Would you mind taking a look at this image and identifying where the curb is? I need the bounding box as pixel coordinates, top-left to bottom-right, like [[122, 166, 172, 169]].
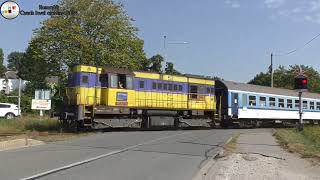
[[192, 135, 235, 180]]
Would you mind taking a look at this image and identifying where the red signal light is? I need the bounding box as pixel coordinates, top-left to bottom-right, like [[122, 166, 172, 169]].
[[302, 79, 307, 85]]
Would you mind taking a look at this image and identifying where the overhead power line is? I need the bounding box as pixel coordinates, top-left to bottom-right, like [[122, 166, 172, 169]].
[[274, 32, 320, 56]]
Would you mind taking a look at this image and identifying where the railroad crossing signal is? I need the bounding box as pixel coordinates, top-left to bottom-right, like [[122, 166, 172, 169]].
[[294, 69, 308, 131], [294, 75, 308, 90]]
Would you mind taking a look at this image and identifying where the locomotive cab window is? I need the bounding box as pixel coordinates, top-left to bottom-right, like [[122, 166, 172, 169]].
[[110, 74, 118, 88], [118, 74, 126, 88], [110, 74, 132, 89], [249, 96, 256, 106], [126, 76, 133, 89], [99, 74, 108, 87]]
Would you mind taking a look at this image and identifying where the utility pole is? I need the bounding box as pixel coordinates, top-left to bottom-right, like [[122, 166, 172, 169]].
[[298, 91, 303, 131], [18, 78, 22, 117], [163, 35, 166, 50], [271, 53, 273, 88]]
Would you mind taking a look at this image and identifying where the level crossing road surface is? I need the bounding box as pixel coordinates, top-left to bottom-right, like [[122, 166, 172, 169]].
[[0, 129, 239, 180]]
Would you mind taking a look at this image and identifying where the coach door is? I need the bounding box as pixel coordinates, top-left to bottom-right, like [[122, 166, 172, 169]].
[[231, 93, 239, 116]]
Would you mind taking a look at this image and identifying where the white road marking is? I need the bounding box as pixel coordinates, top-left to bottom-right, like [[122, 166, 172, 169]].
[[21, 131, 192, 180]]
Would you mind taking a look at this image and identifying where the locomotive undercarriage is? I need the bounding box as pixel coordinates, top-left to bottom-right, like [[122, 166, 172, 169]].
[[60, 105, 216, 130]]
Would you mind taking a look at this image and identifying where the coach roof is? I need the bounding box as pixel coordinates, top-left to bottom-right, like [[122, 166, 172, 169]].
[[220, 80, 320, 99]]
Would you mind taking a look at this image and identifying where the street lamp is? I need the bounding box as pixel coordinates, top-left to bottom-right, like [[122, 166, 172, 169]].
[[163, 35, 189, 50]]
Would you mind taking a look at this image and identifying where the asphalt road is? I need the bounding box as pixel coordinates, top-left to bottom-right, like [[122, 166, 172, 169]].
[[0, 129, 238, 180]]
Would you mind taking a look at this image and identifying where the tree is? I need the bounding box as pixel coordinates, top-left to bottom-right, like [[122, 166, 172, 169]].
[[148, 54, 164, 73], [0, 48, 6, 77], [18, 39, 50, 89], [7, 52, 24, 71], [32, 0, 146, 73], [165, 62, 180, 75], [248, 65, 320, 93]]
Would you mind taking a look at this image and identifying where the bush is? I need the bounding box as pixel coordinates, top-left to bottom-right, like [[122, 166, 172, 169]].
[[0, 115, 60, 133]]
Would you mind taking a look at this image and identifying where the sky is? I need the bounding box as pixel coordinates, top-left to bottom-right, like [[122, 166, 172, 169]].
[[0, 0, 320, 82]]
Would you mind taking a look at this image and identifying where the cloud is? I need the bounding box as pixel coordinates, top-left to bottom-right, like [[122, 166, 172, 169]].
[[225, 0, 240, 8], [264, 0, 286, 9], [309, 0, 320, 12], [264, 0, 320, 24]]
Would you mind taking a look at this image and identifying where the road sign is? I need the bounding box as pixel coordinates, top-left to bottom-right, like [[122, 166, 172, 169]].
[[35, 89, 51, 100], [31, 99, 51, 110]]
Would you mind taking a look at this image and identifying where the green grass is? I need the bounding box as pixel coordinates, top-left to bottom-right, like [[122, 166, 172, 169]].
[[275, 126, 320, 159], [217, 133, 240, 158], [0, 115, 60, 134]]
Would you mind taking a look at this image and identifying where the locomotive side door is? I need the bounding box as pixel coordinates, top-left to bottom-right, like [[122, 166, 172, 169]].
[[231, 92, 239, 117]]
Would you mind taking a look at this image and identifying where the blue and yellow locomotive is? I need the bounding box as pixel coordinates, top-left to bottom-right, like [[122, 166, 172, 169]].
[[62, 65, 217, 129]]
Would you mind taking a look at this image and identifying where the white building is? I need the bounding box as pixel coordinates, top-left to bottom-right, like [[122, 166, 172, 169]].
[[0, 78, 28, 94]]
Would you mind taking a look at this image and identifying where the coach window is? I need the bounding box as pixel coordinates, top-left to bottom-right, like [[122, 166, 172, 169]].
[[287, 99, 293, 109], [152, 82, 157, 90], [168, 84, 173, 91], [303, 101, 308, 109], [259, 97, 267, 107], [295, 100, 300, 109], [249, 96, 256, 106], [157, 83, 162, 90], [310, 102, 315, 110], [178, 85, 183, 91], [163, 84, 168, 90], [269, 97, 276, 107], [139, 81, 144, 88], [316, 102, 320, 110], [278, 98, 285, 108]]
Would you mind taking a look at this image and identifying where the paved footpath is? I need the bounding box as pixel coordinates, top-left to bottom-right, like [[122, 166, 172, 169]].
[[201, 129, 320, 180], [0, 129, 238, 180]]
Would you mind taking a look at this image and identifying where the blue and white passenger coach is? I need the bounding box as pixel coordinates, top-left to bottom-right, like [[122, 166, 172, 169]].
[[215, 80, 320, 127]]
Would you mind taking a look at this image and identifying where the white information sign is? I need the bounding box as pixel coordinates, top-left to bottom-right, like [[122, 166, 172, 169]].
[[35, 89, 51, 100], [31, 99, 51, 110]]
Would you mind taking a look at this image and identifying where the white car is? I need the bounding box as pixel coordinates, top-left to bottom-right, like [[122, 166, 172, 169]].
[[0, 103, 20, 119]]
